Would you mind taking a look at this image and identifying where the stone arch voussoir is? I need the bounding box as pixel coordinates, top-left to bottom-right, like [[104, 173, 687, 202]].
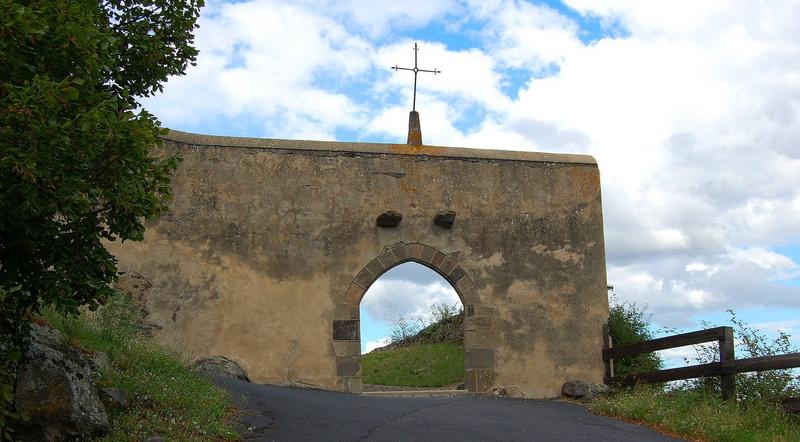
[[331, 241, 499, 394]]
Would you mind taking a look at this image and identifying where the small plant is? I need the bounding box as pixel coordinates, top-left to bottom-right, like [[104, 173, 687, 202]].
[[607, 288, 663, 376], [384, 304, 425, 343]]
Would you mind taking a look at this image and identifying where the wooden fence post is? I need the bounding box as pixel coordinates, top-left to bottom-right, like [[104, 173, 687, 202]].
[[603, 324, 614, 383], [719, 326, 736, 401]]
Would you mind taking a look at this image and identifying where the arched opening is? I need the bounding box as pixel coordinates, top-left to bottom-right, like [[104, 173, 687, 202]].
[[360, 262, 465, 391], [332, 242, 497, 394]]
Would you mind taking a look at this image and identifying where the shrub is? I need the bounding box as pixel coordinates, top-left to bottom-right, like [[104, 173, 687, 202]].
[[684, 310, 800, 403], [607, 288, 663, 376]]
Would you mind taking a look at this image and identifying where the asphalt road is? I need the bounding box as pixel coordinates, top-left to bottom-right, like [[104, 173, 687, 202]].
[[215, 378, 681, 441]]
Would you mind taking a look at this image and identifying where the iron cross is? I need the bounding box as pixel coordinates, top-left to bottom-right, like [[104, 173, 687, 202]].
[[392, 42, 440, 112]]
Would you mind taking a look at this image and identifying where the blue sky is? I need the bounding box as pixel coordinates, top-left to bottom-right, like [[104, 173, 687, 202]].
[[141, 0, 800, 366]]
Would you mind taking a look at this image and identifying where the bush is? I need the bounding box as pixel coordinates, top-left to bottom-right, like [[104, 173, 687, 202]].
[[684, 310, 800, 403], [607, 288, 663, 376]]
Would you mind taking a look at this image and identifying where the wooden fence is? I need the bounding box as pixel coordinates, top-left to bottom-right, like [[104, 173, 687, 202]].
[[602, 325, 800, 400]]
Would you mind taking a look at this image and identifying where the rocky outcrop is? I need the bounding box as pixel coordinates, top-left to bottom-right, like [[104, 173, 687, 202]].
[[191, 356, 251, 382], [14, 323, 108, 441]]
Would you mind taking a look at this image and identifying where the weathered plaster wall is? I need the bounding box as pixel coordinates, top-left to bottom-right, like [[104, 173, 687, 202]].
[[108, 130, 609, 398]]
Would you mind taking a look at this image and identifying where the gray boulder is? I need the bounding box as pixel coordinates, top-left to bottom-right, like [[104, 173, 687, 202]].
[[191, 355, 251, 382], [561, 380, 609, 401], [14, 323, 108, 441]]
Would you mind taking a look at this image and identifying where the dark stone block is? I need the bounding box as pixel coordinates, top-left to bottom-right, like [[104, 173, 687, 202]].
[[337, 356, 361, 376], [465, 348, 495, 369], [459, 286, 479, 304], [465, 316, 492, 331], [420, 245, 436, 263], [390, 244, 408, 262], [440, 257, 457, 275], [332, 320, 359, 341], [456, 277, 474, 293], [431, 251, 446, 267], [466, 305, 475, 317], [434, 210, 456, 228], [365, 258, 385, 278], [376, 211, 402, 227], [354, 268, 374, 289], [407, 243, 424, 260], [448, 266, 467, 284]]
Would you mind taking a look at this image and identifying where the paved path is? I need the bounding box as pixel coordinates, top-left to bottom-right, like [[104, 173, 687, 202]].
[[215, 378, 682, 441]]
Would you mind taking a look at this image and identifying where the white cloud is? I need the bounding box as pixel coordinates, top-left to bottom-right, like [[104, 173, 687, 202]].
[[295, 0, 457, 38], [144, 0, 375, 139], [361, 279, 462, 324], [364, 337, 392, 353]]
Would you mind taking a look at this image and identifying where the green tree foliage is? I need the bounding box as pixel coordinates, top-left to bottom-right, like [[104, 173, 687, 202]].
[[607, 288, 663, 377], [0, 0, 203, 431]]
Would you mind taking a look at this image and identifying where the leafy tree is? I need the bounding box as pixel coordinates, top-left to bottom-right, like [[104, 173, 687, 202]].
[[0, 0, 203, 431], [607, 287, 663, 377]]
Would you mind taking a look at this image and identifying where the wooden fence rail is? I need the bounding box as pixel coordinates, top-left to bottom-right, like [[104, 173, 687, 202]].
[[602, 325, 800, 400]]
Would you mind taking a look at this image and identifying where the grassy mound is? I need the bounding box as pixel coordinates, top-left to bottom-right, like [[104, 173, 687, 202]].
[[41, 295, 239, 441], [362, 342, 464, 388]]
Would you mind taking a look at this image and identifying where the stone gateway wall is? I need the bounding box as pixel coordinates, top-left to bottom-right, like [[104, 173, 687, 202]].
[[108, 130, 609, 398]]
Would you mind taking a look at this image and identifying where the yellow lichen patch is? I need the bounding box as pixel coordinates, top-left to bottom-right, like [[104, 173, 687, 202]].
[[568, 166, 600, 200], [389, 144, 446, 156]]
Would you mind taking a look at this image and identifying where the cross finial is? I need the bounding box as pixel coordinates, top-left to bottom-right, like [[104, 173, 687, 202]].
[[391, 42, 441, 112], [392, 42, 440, 146]]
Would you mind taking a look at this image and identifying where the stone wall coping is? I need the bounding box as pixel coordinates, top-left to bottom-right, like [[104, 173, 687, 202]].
[[161, 129, 597, 166]]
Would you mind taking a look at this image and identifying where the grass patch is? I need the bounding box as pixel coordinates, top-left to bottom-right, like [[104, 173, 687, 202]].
[[41, 295, 239, 441], [590, 385, 800, 442], [362, 342, 463, 388]]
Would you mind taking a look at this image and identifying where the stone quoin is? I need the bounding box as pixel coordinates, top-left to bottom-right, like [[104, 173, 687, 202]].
[[108, 130, 609, 398]]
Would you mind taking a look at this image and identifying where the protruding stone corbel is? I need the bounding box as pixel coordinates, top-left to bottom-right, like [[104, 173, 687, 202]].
[[376, 211, 403, 227], [434, 210, 456, 228]]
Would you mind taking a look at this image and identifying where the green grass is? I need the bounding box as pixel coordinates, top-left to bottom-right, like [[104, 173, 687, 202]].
[[362, 342, 464, 388], [590, 385, 800, 442], [40, 295, 239, 441]]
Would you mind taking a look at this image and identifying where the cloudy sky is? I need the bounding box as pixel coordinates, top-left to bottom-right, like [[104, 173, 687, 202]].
[[142, 0, 800, 361]]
